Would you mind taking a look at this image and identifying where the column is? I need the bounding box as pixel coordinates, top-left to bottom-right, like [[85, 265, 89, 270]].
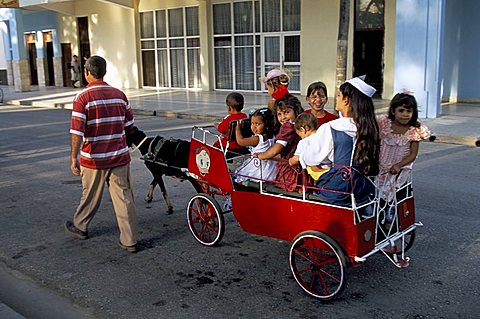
[[35, 30, 46, 87], [1, 20, 13, 85], [52, 29, 63, 87], [394, 0, 445, 118], [9, 9, 30, 92], [198, 0, 211, 91]]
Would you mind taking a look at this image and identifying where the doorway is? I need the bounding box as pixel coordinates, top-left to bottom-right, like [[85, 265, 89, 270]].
[[61, 43, 72, 87], [77, 17, 91, 86], [353, 0, 385, 97], [26, 33, 38, 85], [44, 31, 55, 86]]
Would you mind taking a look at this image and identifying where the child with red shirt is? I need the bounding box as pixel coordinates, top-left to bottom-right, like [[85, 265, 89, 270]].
[[304, 81, 338, 127], [214, 92, 248, 157]]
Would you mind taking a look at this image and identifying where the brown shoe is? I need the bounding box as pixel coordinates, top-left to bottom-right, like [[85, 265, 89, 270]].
[[64, 221, 88, 240], [119, 242, 138, 253]]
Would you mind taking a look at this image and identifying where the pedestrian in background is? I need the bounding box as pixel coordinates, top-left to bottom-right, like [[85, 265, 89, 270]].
[[70, 55, 80, 88], [65, 55, 139, 253]]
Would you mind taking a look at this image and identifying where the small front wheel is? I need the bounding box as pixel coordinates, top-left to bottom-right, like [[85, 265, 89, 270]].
[[186, 193, 225, 246], [289, 231, 348, 300]]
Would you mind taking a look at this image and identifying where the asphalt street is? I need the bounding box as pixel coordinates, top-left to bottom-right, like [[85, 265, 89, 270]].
[[0, 105, 479, 318]]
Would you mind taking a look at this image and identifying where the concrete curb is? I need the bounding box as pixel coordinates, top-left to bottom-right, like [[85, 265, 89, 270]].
[[6, 100, 479, 147], [428, 134, 480, 147]]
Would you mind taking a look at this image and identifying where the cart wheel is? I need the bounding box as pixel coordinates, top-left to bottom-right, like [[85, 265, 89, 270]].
[[383, 229, 416, 256], [186, 193, 225, 246], [289, 231, 347, 301]]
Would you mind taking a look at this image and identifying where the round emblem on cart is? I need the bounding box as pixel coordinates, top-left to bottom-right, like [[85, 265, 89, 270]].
[[195, 147, 211, 175]]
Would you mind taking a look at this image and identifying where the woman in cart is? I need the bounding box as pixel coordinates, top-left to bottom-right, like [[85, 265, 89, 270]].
[[299, 76, 380, 206]]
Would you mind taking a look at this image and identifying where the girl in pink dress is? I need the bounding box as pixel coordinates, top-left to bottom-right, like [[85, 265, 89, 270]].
[[377, 92, 430, 201]]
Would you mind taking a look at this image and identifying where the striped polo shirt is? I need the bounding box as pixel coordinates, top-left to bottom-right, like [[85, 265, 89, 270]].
[[70, 81, 134, 169]]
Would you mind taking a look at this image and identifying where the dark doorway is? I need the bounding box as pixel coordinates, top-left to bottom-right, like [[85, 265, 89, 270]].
[[45, 41, 55, 86], [77, 17, 91, 86], [26, 33, 38, 85], [61, 43, 72, 87], [353, 0, 385, 97], [27, 42, 38, 85]]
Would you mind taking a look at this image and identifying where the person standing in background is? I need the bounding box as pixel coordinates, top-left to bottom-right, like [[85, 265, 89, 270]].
[[70, 55, 80, 88]]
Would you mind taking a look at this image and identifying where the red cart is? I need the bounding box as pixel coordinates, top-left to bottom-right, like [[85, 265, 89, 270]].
[[185, 126, 421, 300]]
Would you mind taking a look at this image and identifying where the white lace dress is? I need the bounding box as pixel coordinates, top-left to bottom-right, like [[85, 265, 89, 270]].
[[235, 134, 277, 182]]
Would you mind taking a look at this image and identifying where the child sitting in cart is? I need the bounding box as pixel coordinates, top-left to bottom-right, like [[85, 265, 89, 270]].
[[214, 92, 249, 158], [299, 76, 380, 207], [304, 81, 338, 127], [289, 113, 329, 183], [234, 108, 277, 183], [253, 94, 304, 192], [376, 91, 430, 204]]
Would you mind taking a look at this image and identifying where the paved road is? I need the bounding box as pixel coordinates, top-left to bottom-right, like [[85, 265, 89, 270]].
[[0, 105, 479, 318]]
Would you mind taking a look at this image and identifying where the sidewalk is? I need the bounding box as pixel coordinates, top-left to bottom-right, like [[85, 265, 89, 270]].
[[1, 85, 479, 147]]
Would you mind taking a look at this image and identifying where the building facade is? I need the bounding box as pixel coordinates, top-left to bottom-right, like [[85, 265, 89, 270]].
[[0, 0, 479, 118]]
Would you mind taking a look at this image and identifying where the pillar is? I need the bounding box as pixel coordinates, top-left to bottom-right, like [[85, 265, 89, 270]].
[[9, 9, 30, 92], [198, 0, 211, 91], [35, 30, 46, 87], [394, 0, 445, 118], [52, 29, 63, 87], [1, 20, 12, 85]]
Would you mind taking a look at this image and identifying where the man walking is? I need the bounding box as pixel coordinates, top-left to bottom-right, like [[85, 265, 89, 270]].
[[65, 55, 138, 253]]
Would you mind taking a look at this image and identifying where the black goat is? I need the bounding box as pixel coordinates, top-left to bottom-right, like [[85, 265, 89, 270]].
[[126, 126, 200, 214]]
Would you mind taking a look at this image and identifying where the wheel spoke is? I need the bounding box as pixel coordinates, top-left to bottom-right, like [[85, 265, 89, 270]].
[[318, 268, 341, 283], [315, 270, 331, 295], [293, 247, 318, 265]]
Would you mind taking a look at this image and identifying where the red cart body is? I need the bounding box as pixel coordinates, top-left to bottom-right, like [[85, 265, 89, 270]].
[[186, 127, 420, 300]]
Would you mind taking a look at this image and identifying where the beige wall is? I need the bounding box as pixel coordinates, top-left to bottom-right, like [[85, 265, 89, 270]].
[[301, 0, 340, 98], [383, 0, 396, 100], [302, 0, 396, 100], [57, 15, 78, 56], [57, 0, 139, 89]]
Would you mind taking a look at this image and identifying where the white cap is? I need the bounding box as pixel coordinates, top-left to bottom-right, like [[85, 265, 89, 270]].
[[345, 75, 376, 98]]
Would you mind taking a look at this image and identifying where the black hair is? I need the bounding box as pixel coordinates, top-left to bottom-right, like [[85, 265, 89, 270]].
[[339, 82, 380, 176], [251, 108, 275, 135], [274, 94, 304, 116], [84, 55, 107, 79], [226, 92, 244, 111], [306, 81, 328, 98], [388, 93, 420, 128], [294, 113, 318, 131]]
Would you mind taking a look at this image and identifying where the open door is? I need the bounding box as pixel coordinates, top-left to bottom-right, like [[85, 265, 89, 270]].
[[26, 33, 38, 85], [353, 0, 385, 97], [61, 43, 72, 87], [78, 17, 91, 87]]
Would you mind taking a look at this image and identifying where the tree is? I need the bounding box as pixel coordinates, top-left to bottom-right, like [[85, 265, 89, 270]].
[[334, 0, 350, 108]]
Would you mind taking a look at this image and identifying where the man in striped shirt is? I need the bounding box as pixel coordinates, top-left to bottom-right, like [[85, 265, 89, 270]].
[[65, 55, 138, 253]]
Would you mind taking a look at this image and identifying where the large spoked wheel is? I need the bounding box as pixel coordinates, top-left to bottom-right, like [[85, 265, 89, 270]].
[[186, 193, 225, 246], [289, 231, 348, 301], [383, 229, 416, 257]]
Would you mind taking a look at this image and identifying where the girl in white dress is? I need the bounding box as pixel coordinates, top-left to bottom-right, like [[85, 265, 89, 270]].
[[234, 108, 277, 182]]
